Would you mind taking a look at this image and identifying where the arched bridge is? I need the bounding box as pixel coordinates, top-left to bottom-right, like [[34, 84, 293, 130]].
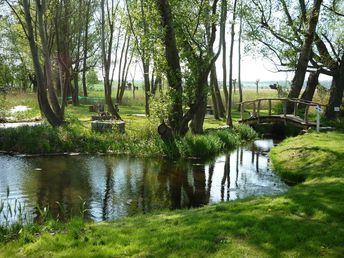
[[238, 98, 325, 129]]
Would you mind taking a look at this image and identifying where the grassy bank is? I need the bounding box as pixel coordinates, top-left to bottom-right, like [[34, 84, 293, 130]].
[[1, 131, 343, 257], [0, 121, 256, 159], [0, 90, 258, 158]]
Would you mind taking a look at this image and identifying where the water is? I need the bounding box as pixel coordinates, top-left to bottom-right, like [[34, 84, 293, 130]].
[[0, 139, 288, 223], [0, 121, 42, 129]]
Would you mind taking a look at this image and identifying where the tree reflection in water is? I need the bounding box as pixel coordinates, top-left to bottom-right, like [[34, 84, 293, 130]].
[[1, 140, 288, 223], [22, 156, 92, 221]]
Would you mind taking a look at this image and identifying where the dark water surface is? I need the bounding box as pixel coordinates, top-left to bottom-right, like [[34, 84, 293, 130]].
[[0, 139, 288, 223]]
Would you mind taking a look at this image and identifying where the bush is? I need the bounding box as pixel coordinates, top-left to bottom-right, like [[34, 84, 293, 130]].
[[86, 70, 99, 86], [233, 124, 257, 141]]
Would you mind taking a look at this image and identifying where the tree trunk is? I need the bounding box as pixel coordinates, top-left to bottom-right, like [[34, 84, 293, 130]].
[[210, 79, 220, 120], [37, 0, 63, 120], [82, 0, 91, 97], [23, 0, 63, 126], [119, 35, 131, 102], [325, 56, 344, 120], [300, 71, 319, 102], [221, 0, 229, 105], [155, 0, 183, 133], [116, 32, 127, 103], [72, 72, 79, 106], [287, 0, 323, 112], [191, 90, 207, 134], [210, 64, 225, 118], [237, 4, 243, 111], [143, 62, 151, 116], [101, 0, 122, 120], [227, 0, 238, 127], [120, 51, 134, 101]]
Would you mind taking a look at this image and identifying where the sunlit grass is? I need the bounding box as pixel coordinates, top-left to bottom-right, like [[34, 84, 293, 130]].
[[0, 126, 343, 256]]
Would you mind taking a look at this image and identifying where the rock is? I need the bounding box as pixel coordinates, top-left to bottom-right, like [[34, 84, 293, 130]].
[[91, 120, 125, 134]]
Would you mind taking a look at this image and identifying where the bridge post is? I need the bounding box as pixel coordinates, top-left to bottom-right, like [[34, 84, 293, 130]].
[[257, 100, 261, 122], [283, 100, 287, 118], [240, 103, 244, 120], [253, 102, 257, 117], [268, 99, 272, 116], [304, 106, 309, 124], [293, 102, 298, 116]]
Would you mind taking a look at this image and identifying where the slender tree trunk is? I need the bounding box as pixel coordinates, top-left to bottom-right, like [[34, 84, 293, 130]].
[[101, 0, 121, 120], [237, 4, 243, 111], [221, 0, 228, 105], [120, 51, 134, 101], [143, 62, 151, 116], [227, 0, 238, 126], [287, 0, 323, 112], [119, 35, 131, 103], [82, 0, 91, 97], [116, 32, 127, 102], [140, 0, 151, 116]]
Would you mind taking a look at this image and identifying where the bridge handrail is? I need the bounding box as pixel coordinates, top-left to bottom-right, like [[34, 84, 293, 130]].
[[238, 98, 325, 107], [238, 98, 325, 124]]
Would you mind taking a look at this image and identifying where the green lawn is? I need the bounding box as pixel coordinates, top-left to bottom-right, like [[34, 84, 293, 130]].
[[1, 131, 343, 257]]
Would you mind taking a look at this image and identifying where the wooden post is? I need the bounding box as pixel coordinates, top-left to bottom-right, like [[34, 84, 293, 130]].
[[304, 105, 309, 124], [253, 102, 256, 117], [257, 100, 261, 122], [268, 99, 272, 116], [293, 102, 298, 116], [283, 100, 287, 118], [240, 103, 244, 120]]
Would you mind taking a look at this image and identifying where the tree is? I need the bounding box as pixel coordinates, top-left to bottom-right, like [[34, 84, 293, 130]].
[[287, 0, 323, 111], [155, 0, 183, 134], [100, 0, 122, 119], [244, 0, 342, 117], [19, 0, 64, 126], [227, 0, 239, 127], [156, 0, 225, 134]]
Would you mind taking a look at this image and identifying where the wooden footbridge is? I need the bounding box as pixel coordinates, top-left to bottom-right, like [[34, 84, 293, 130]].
[[238, 98, 325, 129]]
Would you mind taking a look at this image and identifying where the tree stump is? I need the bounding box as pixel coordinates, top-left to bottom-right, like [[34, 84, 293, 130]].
[[158, 122, 173, 142]]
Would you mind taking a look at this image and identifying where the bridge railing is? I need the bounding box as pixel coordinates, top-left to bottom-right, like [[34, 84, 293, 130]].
[[238, 98, 326, 124]]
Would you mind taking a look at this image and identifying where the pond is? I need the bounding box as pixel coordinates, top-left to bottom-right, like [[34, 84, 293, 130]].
[[0, 139, 288, 223]]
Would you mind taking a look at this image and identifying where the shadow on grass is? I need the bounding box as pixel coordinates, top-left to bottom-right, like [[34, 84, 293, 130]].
[[16, 180, 344, 257]]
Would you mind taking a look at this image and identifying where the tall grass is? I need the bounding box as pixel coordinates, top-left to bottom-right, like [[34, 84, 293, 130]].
[[0, 120, 256, 159], [0, 188, 89, 243]]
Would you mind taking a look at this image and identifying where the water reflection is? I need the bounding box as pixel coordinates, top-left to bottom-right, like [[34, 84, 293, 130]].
[[0, 139, 288, 223]]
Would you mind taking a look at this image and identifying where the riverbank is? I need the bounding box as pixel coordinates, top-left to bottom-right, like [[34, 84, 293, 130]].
[[0, 122, 256, 159], [0, 131, 343, 257]]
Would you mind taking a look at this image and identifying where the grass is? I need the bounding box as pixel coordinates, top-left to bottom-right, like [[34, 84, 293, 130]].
[[0, 121, 256, 159], [0, 131, 343, 257], [0, 89, 262, 158]]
